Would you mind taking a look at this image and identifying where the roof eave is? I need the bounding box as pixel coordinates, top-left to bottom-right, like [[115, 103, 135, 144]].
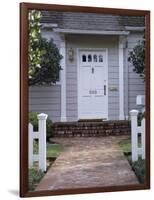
[[53, 28, 130, 35]]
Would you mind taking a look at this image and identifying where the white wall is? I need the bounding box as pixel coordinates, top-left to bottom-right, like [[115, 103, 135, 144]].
[[0, 1, 153, 200]]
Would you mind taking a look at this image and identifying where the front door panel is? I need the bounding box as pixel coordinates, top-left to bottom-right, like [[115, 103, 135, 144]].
[[78, 50, 108, 119]]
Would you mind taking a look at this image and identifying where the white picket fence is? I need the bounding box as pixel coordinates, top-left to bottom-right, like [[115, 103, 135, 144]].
[[28, 113, 48, 172], [130, 110, 145, 162]]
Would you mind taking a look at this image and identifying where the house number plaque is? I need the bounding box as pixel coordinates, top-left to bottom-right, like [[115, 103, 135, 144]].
[[89, 90, 97, 94]]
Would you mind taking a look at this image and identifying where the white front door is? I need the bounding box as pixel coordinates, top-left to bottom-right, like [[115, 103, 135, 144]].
[[78, 50, 108, 119]]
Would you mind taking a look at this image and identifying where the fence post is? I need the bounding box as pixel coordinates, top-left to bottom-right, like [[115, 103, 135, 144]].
[[130, 109, 139, 162], [141, 118, 145, 159], [28, 123, 33, 167], [37, 113, 48, 172]]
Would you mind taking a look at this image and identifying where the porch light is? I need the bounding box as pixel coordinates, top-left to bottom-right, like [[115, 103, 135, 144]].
[[68, 48, 74, 62]]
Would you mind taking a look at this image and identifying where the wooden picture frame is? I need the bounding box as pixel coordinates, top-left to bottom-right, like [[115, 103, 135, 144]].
[[20, 2, 150, 197]]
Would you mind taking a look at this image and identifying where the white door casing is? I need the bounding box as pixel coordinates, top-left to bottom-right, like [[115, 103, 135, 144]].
[[78, 49, 108, 119]]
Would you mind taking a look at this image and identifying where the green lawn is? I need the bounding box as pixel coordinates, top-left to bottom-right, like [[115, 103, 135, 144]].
[[119, 138, 131, 154], [46, 143, 64, 158], [33, 140, 64, 158], [119, 136, 141, 154], [119, 137, 145, 183]]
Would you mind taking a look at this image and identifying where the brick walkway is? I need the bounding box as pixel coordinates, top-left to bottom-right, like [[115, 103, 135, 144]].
[[36, 136, 138, 191]]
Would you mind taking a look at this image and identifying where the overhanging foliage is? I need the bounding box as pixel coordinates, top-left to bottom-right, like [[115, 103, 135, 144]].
[[28, 10, 62, 86], [128, 35, 145, 81]]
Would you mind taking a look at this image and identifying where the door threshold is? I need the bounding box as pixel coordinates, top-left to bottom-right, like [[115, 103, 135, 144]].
[[78, 118, 106, 122]]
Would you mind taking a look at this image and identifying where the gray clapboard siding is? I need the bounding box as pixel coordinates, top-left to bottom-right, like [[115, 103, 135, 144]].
[[29, 86, 59, 92], [108, 72, 119, 79], [108, 60, 119, 66], [30, 104, 60, 110], [129, 84, 145, 91], [109, 81, 119, 85], [108, 66, 119, 72], [108, 107, 120, 112], [109, 107, 119, 112], [129, 90, 145, 97], [129, 80, 144, 84], [66, 66, 77, 72], [128, 70, 143, 78], [108, 92, 119, 97], [129, 102, 143, 111], [66, 103, 78, 110], [67, 98, 78, 104], [66, 117, 78, 121], [29, 86, 61, 122], [30, 98, 60, 105], [66, 79, 77, 85], [67, 72, 77, 79], [29, 91, 60, 98], [109, 109, 119, 115], [108, 97, 119, 103]]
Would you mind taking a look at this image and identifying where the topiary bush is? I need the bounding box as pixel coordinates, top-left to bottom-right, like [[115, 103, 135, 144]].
[[29, 112, 53, 141]]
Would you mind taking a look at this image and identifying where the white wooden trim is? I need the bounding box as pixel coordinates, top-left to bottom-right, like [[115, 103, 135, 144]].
[[77, 48, 80, 120], [60, 34, 66, 122], [130, 110, 138, 161], [28, 113, 48, 172], [54, 28, 130, 35], [53, 81, 61, 85], [124, 47, 129, 119], [119, 36, 125, 120], [130, 110, 145, 161], [106, 49, 109, 119], [77, 48, 108, 120], [38, 113, 47, 172], [28, 123, 33, 167], [42, 23, 58, 29], [125, 26, 145, 31], [32, 132, 39, 139]]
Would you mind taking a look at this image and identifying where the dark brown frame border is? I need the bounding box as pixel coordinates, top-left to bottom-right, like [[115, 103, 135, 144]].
[[20, 2, 150, 197]]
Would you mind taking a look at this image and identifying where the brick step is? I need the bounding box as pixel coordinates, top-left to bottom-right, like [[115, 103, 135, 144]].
[[53, 120, 131, 137]]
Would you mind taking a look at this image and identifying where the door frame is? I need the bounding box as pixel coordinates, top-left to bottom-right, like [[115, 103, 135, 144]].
[[77, 48, 108, 120]]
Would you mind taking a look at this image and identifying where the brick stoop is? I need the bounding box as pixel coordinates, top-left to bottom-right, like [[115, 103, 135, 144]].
[[52, 120, 131, 137]]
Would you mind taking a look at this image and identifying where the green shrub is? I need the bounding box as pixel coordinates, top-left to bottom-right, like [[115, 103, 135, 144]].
[[123, 154, 145, 183], [138, 111, 145, 126], [131, 157, 145, 183], [29, 112, 53, 141], [28, 168, 44, 190]]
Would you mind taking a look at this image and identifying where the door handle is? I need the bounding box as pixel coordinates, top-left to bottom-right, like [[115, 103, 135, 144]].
[[91, 67, 94, 74], [104, 85, 106, 95]]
